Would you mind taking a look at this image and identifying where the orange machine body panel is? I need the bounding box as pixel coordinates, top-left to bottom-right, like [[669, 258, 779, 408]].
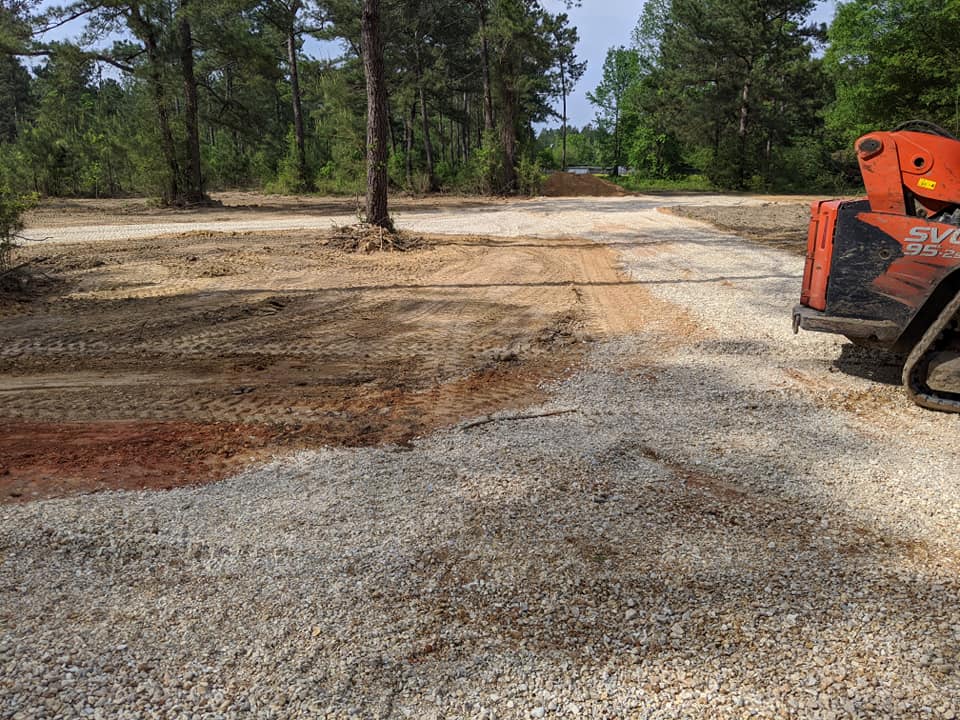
[[858, 130, 960, 218], [801, 200, 841, 311]]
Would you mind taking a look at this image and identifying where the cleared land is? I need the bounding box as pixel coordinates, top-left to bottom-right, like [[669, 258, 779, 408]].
[[1, 220, 657, 500], [668, 201, 814, 255], [3, 192, 959, 720]]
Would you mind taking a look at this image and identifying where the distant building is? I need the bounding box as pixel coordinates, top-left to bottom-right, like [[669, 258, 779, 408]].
[[565, 166, 632, 176]]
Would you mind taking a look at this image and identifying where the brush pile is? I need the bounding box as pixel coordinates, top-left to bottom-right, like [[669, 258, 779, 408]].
[[326, 223, 425, 253]]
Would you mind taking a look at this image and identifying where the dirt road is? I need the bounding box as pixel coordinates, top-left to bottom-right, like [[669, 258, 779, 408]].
[[3, 193, 960, 719]]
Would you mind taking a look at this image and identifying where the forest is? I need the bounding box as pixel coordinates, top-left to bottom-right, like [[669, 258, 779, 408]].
[[0, 0, 956, 204], [555, 0, 960, 194]]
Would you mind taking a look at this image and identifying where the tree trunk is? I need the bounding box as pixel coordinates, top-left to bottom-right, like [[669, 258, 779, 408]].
[[560, 57, 568, 170], [416, 64, 436, 190], [499, 84, 518, 192], [387, 97, 398, 156], [461, 91, 470, 161], [140, 27, 180, 204], [476, 101, 482, 146], [178, 7, 205, 203], [712, 63, 722, 155], [362, 0, 390, 228], [738, 77, 751, 139], [226, 65, 241, 153], [405, 103, 414, 188], [478, 8, 494, 133], [438, 111, 446, 165], [287, 22, 308, 189], [612, 106, 621, 176], [737, 70, 752, 188]]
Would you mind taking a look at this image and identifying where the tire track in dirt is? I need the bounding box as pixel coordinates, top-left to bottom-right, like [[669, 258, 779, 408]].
[[1, 228, 671, 501]]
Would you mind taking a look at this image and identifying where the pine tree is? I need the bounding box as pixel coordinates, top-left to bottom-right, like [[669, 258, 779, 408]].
[[361, 0, 389, 227]]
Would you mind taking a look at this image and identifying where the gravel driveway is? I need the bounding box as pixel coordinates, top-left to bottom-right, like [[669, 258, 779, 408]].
[[22, 194, 765, 245], [3, 196, 960, 719]]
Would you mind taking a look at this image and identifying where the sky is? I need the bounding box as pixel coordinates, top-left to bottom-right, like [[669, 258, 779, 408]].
[[542, 0, 838, 128]]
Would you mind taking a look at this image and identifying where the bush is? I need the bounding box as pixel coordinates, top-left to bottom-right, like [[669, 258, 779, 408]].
[[769, 139, 841, 194], [517, 156, 544, 196], [607, 174, 713, 193], [310, 160, 364, 196], [409, 171, 432, 195], [627, 127, 684, 179], [267, 130, 311, 193], [433, 160, 458, 191], [0, 191, 37, 273], [462, 132, 505, 194], [387, 152, 408, 189]]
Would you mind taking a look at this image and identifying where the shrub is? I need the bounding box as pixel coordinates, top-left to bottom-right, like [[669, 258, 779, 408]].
[[517, 156, 544, 196], [0, 191, 37, 273], [461, 132, 505, 194]]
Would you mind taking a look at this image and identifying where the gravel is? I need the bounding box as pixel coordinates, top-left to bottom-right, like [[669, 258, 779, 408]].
[[3, 197, 960, 719], [23, 194, 767, 246]]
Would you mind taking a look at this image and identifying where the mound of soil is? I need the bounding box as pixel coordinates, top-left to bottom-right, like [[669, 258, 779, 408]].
[[542, 172, 629, 197]]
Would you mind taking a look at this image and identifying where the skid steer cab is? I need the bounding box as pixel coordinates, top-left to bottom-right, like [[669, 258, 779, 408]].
[[793, 121, 960, 412]]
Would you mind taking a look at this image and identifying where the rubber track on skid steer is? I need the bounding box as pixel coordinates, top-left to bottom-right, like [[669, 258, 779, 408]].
[[903, 290, 960, 413]]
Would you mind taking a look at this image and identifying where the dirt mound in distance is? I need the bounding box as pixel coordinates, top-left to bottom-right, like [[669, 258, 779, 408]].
[[542, 172, 629, 197]]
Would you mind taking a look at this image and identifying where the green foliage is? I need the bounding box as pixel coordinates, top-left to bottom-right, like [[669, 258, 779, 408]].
[[535, 125, 604, 169], [0, 55, 32, 142], [0, 0, 894, 201], [626, 125, 683, 179], [606, 173, 713, 193], [0, 0, 586, 201], [203, 133, 257, 190], [269, 130, 313, 194], [825, 0, 960, 143], [616, 0, 826, 190], [312, 160, 364, 195], [0, 190, 36, 272], [767, 137, 838, 193], [587, 47, 641, 170], [457, 132, 506, 195], [516, 156, 543, 196]]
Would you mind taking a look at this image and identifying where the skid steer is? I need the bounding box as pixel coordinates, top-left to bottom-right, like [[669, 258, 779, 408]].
[[793, 121, 960, 412]]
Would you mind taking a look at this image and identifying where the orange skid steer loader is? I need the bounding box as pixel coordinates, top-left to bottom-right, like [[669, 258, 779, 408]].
[[794, 121, 960, 412]]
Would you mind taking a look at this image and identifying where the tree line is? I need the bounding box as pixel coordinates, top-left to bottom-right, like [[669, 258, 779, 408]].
[[0, 0, 581, 206], [1, 0, 956, 204], [543, 0, 960, 193]]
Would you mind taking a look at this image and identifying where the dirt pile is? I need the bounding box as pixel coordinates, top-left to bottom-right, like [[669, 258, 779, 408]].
[[542, 172, 629, 197]]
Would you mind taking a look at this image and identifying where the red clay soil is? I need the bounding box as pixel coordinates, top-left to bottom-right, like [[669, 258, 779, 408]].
[[0, 421, 277, 501], [542, 172, 629, 197], [0, 361, 581, 503]]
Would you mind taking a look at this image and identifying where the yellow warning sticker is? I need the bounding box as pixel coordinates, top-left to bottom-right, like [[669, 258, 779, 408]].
[[918, 178, 938, 190]]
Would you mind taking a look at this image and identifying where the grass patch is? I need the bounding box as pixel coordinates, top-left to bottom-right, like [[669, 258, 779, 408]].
[[602, 174, 715, 193]]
